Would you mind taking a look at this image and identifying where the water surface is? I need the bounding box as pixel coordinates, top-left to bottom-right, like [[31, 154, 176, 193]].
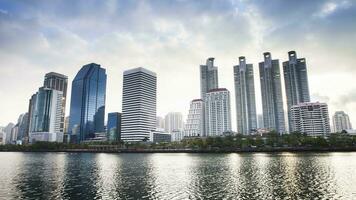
[[0, 152, 355, 199]]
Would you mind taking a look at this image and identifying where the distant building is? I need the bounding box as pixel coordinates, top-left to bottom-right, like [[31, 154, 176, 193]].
[[107, 112, 121, 141], [28, 87, 64, 143], [283, 51, 310, 132], [156, 116, 165, 130], [43, 72, 68, 133], [257, 114, 264, 129], [200, 58, 219, 137], [259, 52, 286, 134], [164, 112, 183, 133], [234, 56, 257, 135], [149, 130, 171, 143], [121, 67, 157, 142], [68, 63, 107, 143], [290, 102, 331, 136], [171, 130, 185, 142], [204, 88, 232, 136], [333, 111, 352, 133], [183, 99, 204, 137], [3, 123, 14, 144]]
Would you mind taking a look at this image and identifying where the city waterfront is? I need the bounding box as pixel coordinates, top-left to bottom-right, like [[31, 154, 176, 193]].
[[0, 152, 355, 199]]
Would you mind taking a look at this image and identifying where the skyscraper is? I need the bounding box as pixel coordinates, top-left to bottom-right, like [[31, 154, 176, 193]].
[[43, 72, 68, 133], [259, 52, 286, 134], [68, 63, 107, 143], [164, 112, 183, 133], [205, 88, 232, 136], [234, 56, 257, 135], [333, 111, 352, 133], [156, 116, 165, 131], [290, 102, 330, 136], [200, 57, 219, 99], [121, 67, 157, 141], [107, 112, 121, 141], [28, 87, 64, 143], [184, 99, 204, 137], [283, 51, 310, 132]]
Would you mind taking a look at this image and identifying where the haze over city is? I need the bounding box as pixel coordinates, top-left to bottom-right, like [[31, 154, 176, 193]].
[[0, 0, 355, 129]]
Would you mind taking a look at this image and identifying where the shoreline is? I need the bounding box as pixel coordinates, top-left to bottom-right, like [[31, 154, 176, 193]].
[[1, 147, 356, 153]]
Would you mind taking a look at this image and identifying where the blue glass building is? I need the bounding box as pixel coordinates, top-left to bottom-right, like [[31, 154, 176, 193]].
[[68, 63, 107, 143], [107, 112, 121, 141]]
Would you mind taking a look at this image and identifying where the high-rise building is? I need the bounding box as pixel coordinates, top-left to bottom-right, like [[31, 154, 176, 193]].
[[121, 67, 157, 141], [184, 99, 204, 137], [28, 87, 64, 143], [107, 112, 121, 141], [234, 56, 257, 135], [205, 88, 232, 136], [16, 113, 28, 142], [259, 52, 286, 134], [200, 58, 219, 99], [68, 63, 107, 143], [43, 72, 68, 133], [156, 116, 165, 131], [3, 123, 14, 144], [333, 111, 352, 133], [290, 102, 330, 136], [164, 112, 183, 133], [283, 51, 310, 132], [257, 114, 264, 129]]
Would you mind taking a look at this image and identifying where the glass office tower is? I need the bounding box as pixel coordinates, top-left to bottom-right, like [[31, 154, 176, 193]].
[[107, 112, 121, 141], [68, 63, 107, 143]]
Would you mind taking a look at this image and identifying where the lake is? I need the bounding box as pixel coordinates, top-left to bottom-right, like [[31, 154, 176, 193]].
[[0, 152, 355, 199]]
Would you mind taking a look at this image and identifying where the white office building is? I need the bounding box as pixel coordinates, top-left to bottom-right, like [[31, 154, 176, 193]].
[[121, 67, 157, 141], [204, 88, 232, 136], [333, 111, 352, 133], [290, 102, 331, 136], [164, 112, 183, 133], [183, 99, 204, 137]]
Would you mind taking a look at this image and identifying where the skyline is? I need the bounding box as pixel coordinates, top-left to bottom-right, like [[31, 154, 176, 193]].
[[1, 0, 356, 130]]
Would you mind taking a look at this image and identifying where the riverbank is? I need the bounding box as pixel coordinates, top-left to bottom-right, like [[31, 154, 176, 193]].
[[2, 146, 356, 153]]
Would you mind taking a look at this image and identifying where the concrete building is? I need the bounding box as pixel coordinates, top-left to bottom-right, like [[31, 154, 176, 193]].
[[283, 51, 311, 132], [156, 116, 165, 131], [149, 130, 171, 143], [183, 99, 204, 137], [259, 52, 286, 134], [290, 102, 331, 136], [164, 112, 183, 133], [204, 88, 232, 136], [121, 67, 157, 142], [234, 56, 257, 135], [200, 57, 219, 99], [333, 111, 352, 133], [171, 130, 185, 142]]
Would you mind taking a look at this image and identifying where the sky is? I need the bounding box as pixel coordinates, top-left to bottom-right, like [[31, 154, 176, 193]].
[[0, 0, 356, 131]]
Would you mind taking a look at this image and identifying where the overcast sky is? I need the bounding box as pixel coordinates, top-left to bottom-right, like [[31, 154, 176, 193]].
[[0, 0, 355, 130]]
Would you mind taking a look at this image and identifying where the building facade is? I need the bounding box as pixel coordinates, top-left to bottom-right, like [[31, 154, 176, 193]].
[[43, 72, 68, 133], [121, 67, 157, 141], [68, 63, 107, 143], [164, 112, 183, 133], [107, 112, 121, 141], [28, 87, 64, 143], [183, 99, 204, 137], [290, 102, 331, 136], [259, 52, 286, 134], [234, 56, 257, 135], [200, 57, 219, 99], [283, 51, 310, 132], [204, 88, 232, 136], [333, 111, 352, 133]]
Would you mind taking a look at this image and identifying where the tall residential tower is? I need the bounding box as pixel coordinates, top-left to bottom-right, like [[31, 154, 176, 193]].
[[259, 52, 286, 134], [283, 51, 310, 132], [234, 56, 257, 135]]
